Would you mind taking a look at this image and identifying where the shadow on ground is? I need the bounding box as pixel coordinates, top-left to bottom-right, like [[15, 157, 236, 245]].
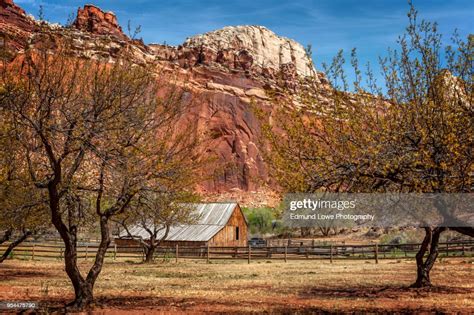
[[0, 264, 51, 281], [299, 285, 473, 299], [4, 285, 473, 314]]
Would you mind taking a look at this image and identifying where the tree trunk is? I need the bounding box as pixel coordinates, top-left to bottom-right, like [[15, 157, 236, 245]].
[[48, 186, 111, 310], [143, 236, 157, 263], [64, 215, 111, 309], [67, 281, 94, 309], [143, 226, 170, 264], [144, 246, 155, 263], [412, 227, 445, 288], [0, 230, 32, 263], [47, 185, 91, 309], [413, 262, 432, 287], [62, 231, 93, 309]]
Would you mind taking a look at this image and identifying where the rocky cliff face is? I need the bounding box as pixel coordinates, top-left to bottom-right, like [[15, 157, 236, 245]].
[[0, 1, 332, 205], [73, 5, 127, 41], [0, 0, 36, 51], [183, 25, 318, 79]]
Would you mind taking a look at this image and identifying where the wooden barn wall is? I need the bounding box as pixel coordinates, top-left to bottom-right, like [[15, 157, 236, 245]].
[[114, 238, 206, 248], [159, 240, 207, 247], [114, 238, 138, 247], [209, 205, 248, 247]]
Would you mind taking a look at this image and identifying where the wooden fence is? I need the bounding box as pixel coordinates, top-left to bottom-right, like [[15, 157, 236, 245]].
[[1, 239, 473, 263]]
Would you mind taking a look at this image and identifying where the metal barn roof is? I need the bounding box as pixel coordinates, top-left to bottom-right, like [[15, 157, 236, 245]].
[[118, 202, 242, 242]]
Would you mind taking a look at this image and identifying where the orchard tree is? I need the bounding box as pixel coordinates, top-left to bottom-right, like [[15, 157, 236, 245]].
[[258, 4, 473, 287], [115, 134, 202, 263], [0, 105, 49, 262], [0, 33, 198, 308], [117, 191, 198, 263]]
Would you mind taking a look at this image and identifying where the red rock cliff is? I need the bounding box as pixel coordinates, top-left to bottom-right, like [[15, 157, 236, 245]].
[[73, 4, 127, 41], [0, 1, 333, 205], [0, 0, 36, 50]]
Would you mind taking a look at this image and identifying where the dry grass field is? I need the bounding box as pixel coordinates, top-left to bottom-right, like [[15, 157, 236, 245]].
[[0, 258, 473, 314]]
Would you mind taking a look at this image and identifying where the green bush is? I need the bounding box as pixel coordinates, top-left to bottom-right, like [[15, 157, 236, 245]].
[[243, 207, 274, 235], [242, 207, 285, 236]]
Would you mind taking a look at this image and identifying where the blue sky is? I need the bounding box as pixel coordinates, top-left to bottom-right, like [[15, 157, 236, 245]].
[[15, 0, 473, 86]]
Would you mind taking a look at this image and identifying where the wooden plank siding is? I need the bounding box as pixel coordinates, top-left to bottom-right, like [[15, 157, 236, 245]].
[[208, 204, 248, 247], [114, 238, 207, 248]]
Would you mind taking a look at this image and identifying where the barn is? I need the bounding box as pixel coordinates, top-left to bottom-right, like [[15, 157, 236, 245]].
[[115, 202, 248, 247]]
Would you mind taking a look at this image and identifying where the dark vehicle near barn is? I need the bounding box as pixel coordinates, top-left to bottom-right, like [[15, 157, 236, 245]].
[[248, 237, 266, 247]]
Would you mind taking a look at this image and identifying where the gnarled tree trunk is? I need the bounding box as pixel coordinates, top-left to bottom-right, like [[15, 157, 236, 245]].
[[143, 225, 170, 264], [411, 227, 446, 288], [62, 215, 111, 309], [144, 246, 155, 263], [50, 182, 113, 310]]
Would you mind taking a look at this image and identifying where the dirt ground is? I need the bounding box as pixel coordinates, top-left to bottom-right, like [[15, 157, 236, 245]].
[[0, 258, 473, 314]]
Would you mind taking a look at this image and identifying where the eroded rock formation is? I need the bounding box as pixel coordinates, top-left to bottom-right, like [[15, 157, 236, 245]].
[[73, 4, 127, 41], [0, 0, 36, 51], [182, 26, 318, 79], [0, 1, 333, 204]]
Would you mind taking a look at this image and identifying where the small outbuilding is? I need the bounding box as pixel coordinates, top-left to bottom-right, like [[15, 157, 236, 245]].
[[115, 202, 248, 247]]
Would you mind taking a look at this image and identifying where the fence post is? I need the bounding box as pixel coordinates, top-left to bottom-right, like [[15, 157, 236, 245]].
[[114, 244, 117, 260], [375, 244, 378, 264], [207, 244, 210, 264], [31, 244, 35, 261], [60, 245, 63, 260], [85, 245, 88, 260], [284, 245, 287, 263], [446, 242, 449, 257], [175, 244, 179, 263], [248, 245, 251, 264], [462, 242, 465, 256], [330, 244, 333, 263]]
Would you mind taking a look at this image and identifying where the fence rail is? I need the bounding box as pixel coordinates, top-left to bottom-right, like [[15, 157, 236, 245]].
[[1, 239, 473, 263]]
